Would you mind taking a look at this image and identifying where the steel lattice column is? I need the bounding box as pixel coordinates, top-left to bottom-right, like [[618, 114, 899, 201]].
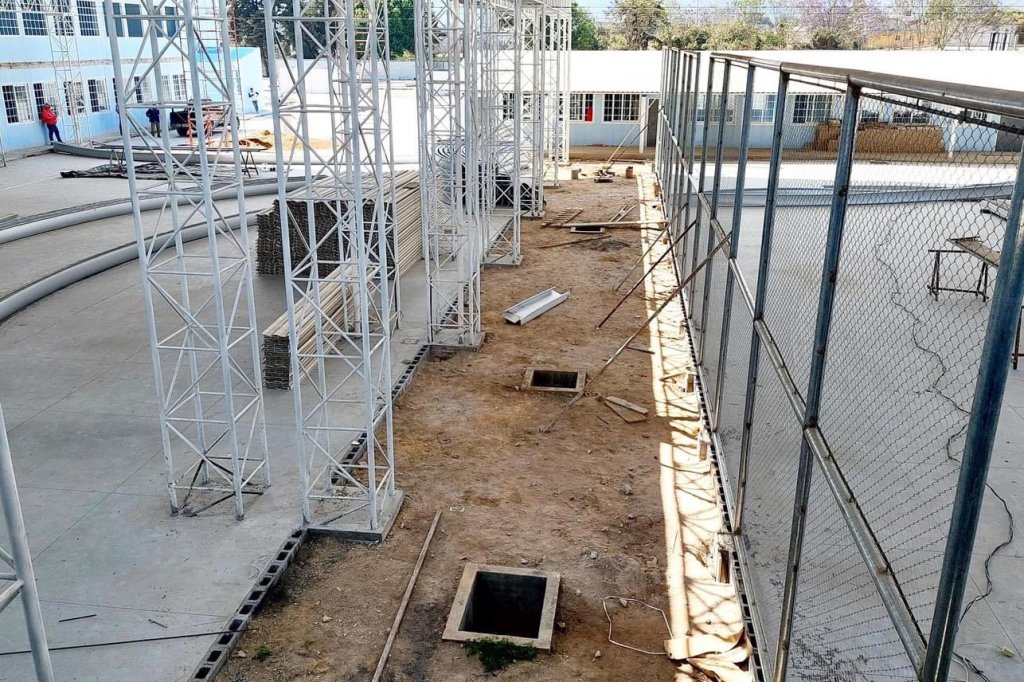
[[46, 0, 90, 144], [105, 0, 270, 520], [540, 0, 569, 187], [265, 0, 402, 537], [0, 403, 53, 682], [518, 1, 543, 216], [415, 0, 484, 348], [478, 0, 522, 265]]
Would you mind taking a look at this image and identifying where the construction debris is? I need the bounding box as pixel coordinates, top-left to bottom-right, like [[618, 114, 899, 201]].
[[503, 287, 570, 325], [541, 207, 584, 228], [601, 395, 648, 423]]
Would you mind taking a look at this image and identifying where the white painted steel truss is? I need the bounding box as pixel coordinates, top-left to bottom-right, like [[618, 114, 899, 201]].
[[479, 0, 522, 265], [541, 0, 569, 187], [518, 1, 543, 216], [105, 0, 270, 520], [264, 0, 402, 537], [46, 0, 91, 143], [0, 403, 53, 682], [415, 0, 484, 347]]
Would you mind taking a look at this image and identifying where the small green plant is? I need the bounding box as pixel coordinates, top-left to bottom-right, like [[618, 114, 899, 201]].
[[253, 644, 273, 662], [464, 637, 537, 673]]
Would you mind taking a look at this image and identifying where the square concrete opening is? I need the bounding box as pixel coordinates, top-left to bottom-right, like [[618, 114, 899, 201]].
[[569, 225, 606, 234], [443, 563, 560, 650], [524, 367, 585, 393]]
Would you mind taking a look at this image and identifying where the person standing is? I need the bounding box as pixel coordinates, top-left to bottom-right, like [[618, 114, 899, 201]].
[[146, 106, 161, 135], [248, 87, 259, 113], [41, 104, 62, 143]]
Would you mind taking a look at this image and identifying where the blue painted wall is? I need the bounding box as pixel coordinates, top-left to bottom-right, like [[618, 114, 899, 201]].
[[1, 8, 262, 153]]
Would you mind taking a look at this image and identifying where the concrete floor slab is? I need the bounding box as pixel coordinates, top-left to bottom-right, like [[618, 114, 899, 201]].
[[0, 486, 107, 557], [0, 355, 118, 411], [6, 410, 162, 493]]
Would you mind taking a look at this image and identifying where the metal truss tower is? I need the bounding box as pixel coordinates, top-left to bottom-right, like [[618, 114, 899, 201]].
[[0, 403, 54, 682], [478, 0, 522, 265], [47, 0, 90, 144], [264, 0, 403, 537], [105, 0, 270, 520], [518, 1, 544, 217], [540, 0, 569, 187], [415, 0, 484, 347]]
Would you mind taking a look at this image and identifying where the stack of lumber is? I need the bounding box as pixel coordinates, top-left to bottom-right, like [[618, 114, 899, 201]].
[[810, 120, 944, 154], [261, 171, 424, 389]]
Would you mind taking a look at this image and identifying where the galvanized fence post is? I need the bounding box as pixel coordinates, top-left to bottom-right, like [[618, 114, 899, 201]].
[[697, 60, 731, 367], [734, 71, 789, 532], [774, 84, 860, 682], [922, 146, 1024, 682], [712, 63, 756, 431], [689, 57, 715, 308], [682, 54, 702, 283]]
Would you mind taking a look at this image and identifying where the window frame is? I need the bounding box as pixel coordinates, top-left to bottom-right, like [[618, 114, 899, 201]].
[[76, 0, 99, 36], [695, 94, 735, 125], [602, 93, 640, 123], [791, 93, 835, 125], [569, 93, 594, 123], [63, 80, 86, 114], [0, 0, 19, 36], [750, 93, 776, 125], [87, 78, 108, 112], [2, 83, 35, 124], [21, 0, 47, 35], [123, 2, 142, 37]]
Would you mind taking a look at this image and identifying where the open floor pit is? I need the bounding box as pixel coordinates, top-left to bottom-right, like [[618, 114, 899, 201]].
[[219, 161, 747, 681]]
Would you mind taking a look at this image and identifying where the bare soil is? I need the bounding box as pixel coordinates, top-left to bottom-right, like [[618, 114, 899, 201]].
[[221, 163, 698, 682]]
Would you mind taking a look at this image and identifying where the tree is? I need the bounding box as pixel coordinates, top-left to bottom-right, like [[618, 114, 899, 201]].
[[388, 0, 416, 58], [572, 3, 600, 49], [806, 28, 848, 47], [610, 0, 668, 49], [798, 0, 884, 48], [925, 0, 957, 48]]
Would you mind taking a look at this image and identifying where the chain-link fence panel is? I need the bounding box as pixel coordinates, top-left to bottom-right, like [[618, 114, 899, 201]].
[[815, 95, 1023, 640], [789, 466, 919, 681]]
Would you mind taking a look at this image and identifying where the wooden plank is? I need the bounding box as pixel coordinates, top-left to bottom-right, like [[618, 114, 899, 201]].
[[951, 236, 1000, 267], [605, 395, 649, 416], [558, 220, 664, 229], [603, 399, 647, 423]]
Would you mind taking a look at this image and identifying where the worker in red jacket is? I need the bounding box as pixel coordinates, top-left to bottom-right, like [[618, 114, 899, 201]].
[[41, 104, 62, 143]]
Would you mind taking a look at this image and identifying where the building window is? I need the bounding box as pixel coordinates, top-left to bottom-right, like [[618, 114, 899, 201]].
[[64, 80, 85, 114], [76, 0, 98, 35], [2, 84, 33, 123], [0, 0, 18, 35], [53, 0, 75, 35], [569, 93, 593, 122], [87, 78, 108, 111], [792, 94, 835, 124], [892, 109, 930, 125], [521, 92, 534, 121], [750, 93, 776, 124], [163, 5, 176, 36], [603, 93, 639, 122], [162, 73, 187, 101], [22, 0, 46, 34], [109, 1, 123, 36], [696, 94, 735, 124], [501, 92, 515, 120], [123, 2, 142, 37], [33, 81, 59, 117]]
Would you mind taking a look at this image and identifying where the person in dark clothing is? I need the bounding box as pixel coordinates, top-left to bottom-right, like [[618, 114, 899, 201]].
[[146, 107, 161, 135], [41, 104, 62, 143]]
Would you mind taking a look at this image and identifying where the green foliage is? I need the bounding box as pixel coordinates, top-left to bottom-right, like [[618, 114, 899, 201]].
[[804, 28, 849, 49], [610, 0, 669, 49], [388, 0, 416, 58], [659, 20, 789, 50], [464, 638, 538, 673], [572, 3, 600, 49], [253, 644, 273, 662]]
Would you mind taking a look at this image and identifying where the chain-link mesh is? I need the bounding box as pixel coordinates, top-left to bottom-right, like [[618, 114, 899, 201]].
[[656, 48, 1024, 681]]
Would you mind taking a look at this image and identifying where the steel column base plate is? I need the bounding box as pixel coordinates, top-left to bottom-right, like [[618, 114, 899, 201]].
[[309, 489, 404, 544]]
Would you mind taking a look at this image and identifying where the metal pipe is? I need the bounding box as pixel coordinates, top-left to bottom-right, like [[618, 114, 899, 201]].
[[0, 214, 255, 323], [734, 71, 790, 534], [922, 145, 1024, 681], [716, 51, 1024, 120], [712, 65, 756, 432], [774, 84, 860, 682], [689, 57, 715, 309], [0, 401, 54, 681]]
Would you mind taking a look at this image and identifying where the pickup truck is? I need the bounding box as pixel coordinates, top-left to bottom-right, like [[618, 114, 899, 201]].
[[169, 101, 229, 137]]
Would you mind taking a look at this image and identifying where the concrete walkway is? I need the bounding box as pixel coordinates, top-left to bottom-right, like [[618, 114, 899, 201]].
[[0, 152, 432, 680]]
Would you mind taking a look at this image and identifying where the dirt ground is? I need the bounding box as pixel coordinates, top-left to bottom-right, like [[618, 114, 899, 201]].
[[220, 162, 711, 682]]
